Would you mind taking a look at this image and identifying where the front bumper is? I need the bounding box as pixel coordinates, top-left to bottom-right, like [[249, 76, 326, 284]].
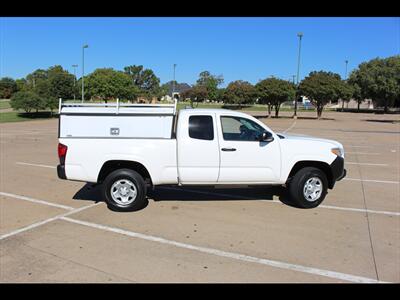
[[57, 164, 67, 180], [329, 156, 346, 188], [337, 168, 347, 181]]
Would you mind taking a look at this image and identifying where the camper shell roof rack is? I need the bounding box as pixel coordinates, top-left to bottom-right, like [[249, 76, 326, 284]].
[[58, 98, 178, 116]]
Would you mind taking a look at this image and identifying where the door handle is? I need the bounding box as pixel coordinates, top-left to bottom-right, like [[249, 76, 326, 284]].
[[221, 147, 236, 152]]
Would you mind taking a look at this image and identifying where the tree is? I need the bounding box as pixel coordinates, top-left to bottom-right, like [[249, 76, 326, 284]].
[[222, 80, 256, 108], [348, 56, 400, 113], [216, 88, 225, 102], [26, 69, 47, 89], [337, 80, 355, 112], [298, 71, 342, 119], [34, 79, 52, 99], [180, 85, 207, 108], [155, 83, 170, 101], [24, 66, 75, 111], [123, 65, 160, 100], [86, 68, 139, 102], [15, 79, 27, 92], [47, 65, 75, 99], [256, 77, 296, 117], [0, 77, 17, 99], [10, 91, 45, 113], [351, 83, 364, 111], [196, 71, 224, 102]]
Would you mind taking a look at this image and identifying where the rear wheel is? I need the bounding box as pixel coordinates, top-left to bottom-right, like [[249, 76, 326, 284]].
[[288, 167, 328, 208], [103, 169, 147, 211]]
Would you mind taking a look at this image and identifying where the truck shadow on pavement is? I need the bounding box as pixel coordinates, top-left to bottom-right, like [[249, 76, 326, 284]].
[[73, 183, 299, 210]]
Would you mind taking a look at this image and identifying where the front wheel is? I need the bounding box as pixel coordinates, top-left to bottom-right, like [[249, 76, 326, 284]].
[[288, 167, 328, 208], [103, 169, 147, 211]]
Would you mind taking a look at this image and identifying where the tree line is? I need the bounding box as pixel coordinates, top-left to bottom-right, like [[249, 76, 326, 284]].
[[1, 55, 399, 119]]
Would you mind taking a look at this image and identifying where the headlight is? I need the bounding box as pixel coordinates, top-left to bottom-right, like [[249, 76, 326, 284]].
[[331, 148, 344, 157], [331, 147, 344, 157]]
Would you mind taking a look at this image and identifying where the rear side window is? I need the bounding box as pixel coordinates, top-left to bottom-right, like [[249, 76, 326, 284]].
[[189, 115, 214, 140]]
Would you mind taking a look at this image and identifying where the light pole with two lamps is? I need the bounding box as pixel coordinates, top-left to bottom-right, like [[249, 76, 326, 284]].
[[294, 32, 303, 119]]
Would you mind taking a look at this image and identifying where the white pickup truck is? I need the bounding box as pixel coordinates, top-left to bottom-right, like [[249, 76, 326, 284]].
[[57, 100, 346, 211]]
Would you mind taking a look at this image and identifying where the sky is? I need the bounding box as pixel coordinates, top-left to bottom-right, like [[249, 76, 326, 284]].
[[1, 17, 399, 87]]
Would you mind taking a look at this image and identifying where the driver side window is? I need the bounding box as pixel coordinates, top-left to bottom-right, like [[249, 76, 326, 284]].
[[221, 116, 266, 141]]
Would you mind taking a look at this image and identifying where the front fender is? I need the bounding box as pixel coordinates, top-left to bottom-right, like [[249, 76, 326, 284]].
[[281, 154, 334, 182]]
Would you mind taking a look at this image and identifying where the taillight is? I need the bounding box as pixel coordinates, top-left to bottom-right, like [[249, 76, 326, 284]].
[[58, 143, 68, 165]]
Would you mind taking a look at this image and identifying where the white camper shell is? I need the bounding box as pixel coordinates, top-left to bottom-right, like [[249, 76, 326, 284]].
[[58, 100, 177, 139]]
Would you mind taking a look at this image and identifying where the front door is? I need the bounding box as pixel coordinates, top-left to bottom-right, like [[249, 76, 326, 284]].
[[217, 115, 281, 183]]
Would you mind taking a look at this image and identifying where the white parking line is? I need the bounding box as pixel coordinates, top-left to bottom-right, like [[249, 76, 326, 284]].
[[346, 162, 388, 167], [316, 204, 400, 216], [61, 216, 385, 283], [345, 145, 373, 148], [283, 120, 297, 133], [0, 202, 100, 240], [346, 152, 380, 155], [344, 178, 399, 184], [0, 192, 74, 210], [16, 162, 56, 169], [0, 191, 392, 282]]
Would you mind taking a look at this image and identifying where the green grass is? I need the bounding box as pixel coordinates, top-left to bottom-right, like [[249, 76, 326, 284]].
[[0, 100, 11, 109], [0, 111, 58, 123]]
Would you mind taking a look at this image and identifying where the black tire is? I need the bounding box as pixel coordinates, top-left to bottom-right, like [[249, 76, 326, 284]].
[[288, 167, 328, 208], [103, 168, 147, 212]]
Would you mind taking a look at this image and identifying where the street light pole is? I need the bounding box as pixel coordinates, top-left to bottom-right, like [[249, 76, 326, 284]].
[[294, 32, 303, 119], [82, 45, 88, 103], [72, 64, 78, 101], [344, 60, 349, 110], [172, 64, 177, 101]]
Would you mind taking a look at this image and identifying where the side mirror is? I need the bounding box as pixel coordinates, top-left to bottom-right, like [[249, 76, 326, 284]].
[[259, 131, 274, 142]]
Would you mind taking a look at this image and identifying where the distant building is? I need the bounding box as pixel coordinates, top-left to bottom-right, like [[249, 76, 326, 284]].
[[289, 96, 313, 108], [161, 81, 191, 102]]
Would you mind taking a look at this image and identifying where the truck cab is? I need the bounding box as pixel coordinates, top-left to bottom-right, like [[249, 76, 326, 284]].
[[176, 109, 282, 184]]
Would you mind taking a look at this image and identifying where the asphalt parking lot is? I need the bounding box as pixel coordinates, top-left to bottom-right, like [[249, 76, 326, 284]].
[[0, 111, 399, 283]]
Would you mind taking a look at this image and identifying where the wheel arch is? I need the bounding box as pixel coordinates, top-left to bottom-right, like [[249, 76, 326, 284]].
[[97, 160, 152, 187], [287, 160, 334, 189]]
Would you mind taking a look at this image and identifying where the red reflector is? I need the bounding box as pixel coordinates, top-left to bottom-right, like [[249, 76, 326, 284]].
[[58, 143, 68, 158]]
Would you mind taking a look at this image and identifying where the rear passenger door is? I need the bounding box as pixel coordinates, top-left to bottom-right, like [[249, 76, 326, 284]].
[[177, 113, 220, 183]]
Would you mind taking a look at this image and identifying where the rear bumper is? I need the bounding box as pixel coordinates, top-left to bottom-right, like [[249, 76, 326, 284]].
[[57, 164, 67, 180], [329, 156, 346, 188]]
